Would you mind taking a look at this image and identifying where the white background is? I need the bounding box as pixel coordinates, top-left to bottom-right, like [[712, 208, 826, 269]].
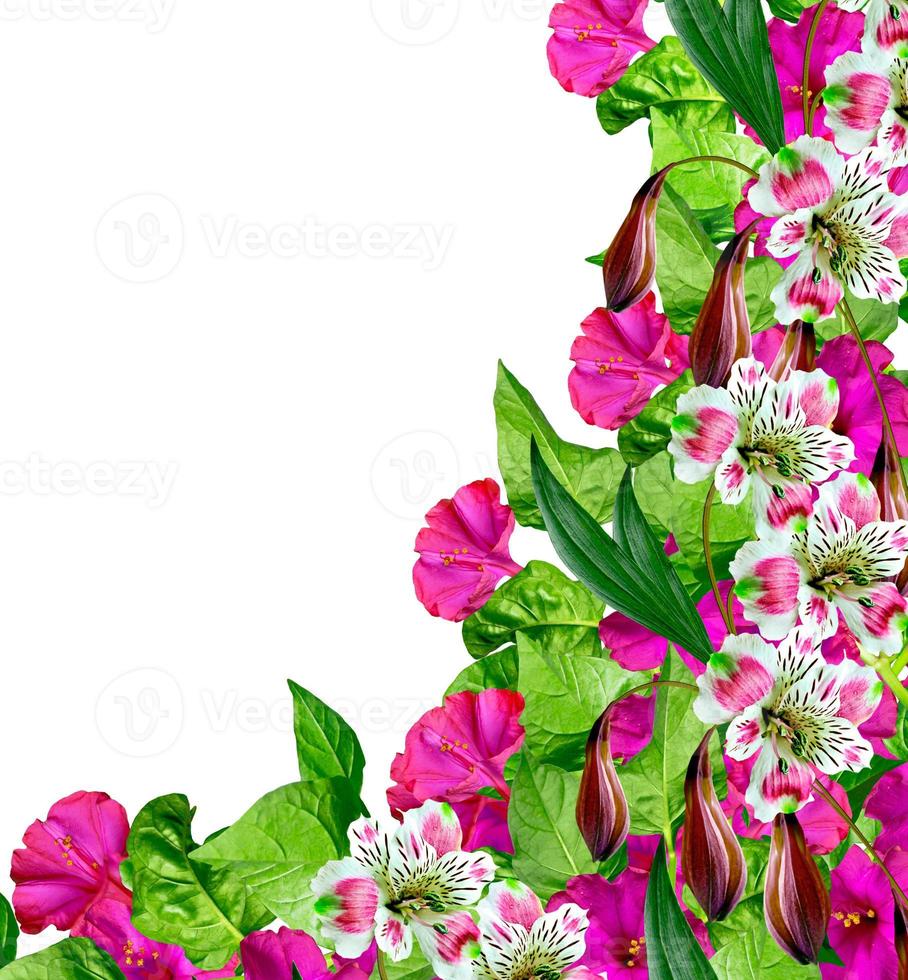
[[0, 0, 679, 954]]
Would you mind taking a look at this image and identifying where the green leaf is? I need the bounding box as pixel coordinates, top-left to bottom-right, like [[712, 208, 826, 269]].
[[0, 939, 122, 979], [462, 561, 604, 659], [0, 895, 16, 969], [665, 0, 785, 152], [597, 37, 733, 135], [531, 444, 713, 663], [817, 293, 899, 344], [446, 645, 519, 696], [834, 756, 904, 816], [650, 107, 769, 240], [671, 477, 755, 585], [191, 780, 363, 932], [633, 452, 676, 535], [495, 362, 624, 529], [621, 649, 717, 835], [618, 372, 695, 467], [288, 680, 366, 795], [508, 753, 598, 900], [767, 0, 813, 20], [645, 841, 717, 979], [517, 633, 649, 768], [129, 794, 272, 970], [381, 949, 436, 979], [655, 186, 780, 335], [708, 896, 820, 978]]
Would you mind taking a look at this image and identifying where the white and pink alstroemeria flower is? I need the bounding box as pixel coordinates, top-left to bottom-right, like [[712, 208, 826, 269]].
[[474, 880, 595, 980], [837, 0, 908, 57], [668, 358, 854, 537], [825, 51, 908, 164], [311, 801, 495, 980], [694, 627, 882, 822], [731, 471, 908, 653], [748, 136, 906, 323]]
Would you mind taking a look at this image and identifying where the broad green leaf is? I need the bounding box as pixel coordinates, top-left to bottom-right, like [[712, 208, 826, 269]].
[[129, 794, 272, 970], [381, 949, 435, 979], [671, 476, 755, 585], [462, 561, 604, 659], [817, 294, 899, 344], [0, 894, 16, 968], [288, 680, 366, 795], [621, 649, 716, 835], [645, 841, 717, 979], [446, 645, 519, 696], [835, 755, 903, 815], [633, 452, 675, 535], [531, 443, 713, 663], [650, 107, 769, 240], [517, 633, 649, 768], [192, 780, 362, 932], [665, 0, 785, 152], [508, 754, 598, 900], [0, 939, 121, 979], [767, 0, 812, 20], [656, 186, 780, 335], [597, 37, 732, 135], [828, 813, 882, 870], [495, 362, 624, 529], [618, 372, 694, 467], [708, 896, 820, 978]]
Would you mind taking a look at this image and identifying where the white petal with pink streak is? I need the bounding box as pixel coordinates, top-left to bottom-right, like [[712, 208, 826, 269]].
[[731, 539, 806, 640], [375, 907, 414, 962], [835, 658, 885, 727], [311, 856, 383, 959], [726, 705, 767, 761], [816, 472, 880, 529], [479, 881, 543, 931], [694, 634, 778, 725], [669, 385, 740, 485], [746, 743, 815, 822], [412, 912, 481, 980], [824, 51, 892, 155], [838, 582, 908, 654], [772, 249, 843, 325], [750, 136, 844, 218]]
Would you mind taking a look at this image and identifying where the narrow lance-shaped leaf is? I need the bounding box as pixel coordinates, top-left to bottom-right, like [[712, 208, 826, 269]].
[[530, 439, 713, 662]]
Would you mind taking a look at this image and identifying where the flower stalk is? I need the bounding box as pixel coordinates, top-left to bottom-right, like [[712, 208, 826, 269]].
[[802, 0, 832, 135], [704, 483, 736, 636]]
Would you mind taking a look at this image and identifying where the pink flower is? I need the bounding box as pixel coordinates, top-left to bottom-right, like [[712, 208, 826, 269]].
[[387, 690, 525, 852], [241, 927, 368, 980], [757, 4, 865, 144], [866, 767, 908, 854], [817, 335, 908, 476], [10, 791, 131, 935], [599, 580, 756, 675], [547, 0, 654, 97], [76, 899, 238, 979], [568, 293, 689, 430], [823, 847, 899, 979], [413, 478, 522, 622]]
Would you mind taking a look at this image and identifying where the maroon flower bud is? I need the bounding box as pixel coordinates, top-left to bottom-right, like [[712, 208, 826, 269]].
[[681, 729, 746, 921], [576, 709, 629, 862], [872, 440, 908, 594], [767, 319, 817, 382], [687, 221, 759, 388], [894, 894, 908, 978], [602, 167, 672, 313], [764, 813, 831, 965]]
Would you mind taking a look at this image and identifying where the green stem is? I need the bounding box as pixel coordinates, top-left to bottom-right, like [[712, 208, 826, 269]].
[[813, 780, 908, 907], [704, 483, 736, 637], [840, 297, 908, 504], [613, 680, 699, 706], [893, 646, 908, 675], [876, 657, 908, 710], [672, 154, 759, 181], [377, 951, 389, 980], [802, 0, 831, 135]]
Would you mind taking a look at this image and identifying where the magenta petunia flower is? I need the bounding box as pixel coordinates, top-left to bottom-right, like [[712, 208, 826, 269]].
[[547, 0, 655, 98], [413, 478, 522, 623], [241, 927, 368, 980], [10, 791, 131, 935], [568, 293, 689, 430], [600, 580, 756, 675], [816, 335, 908, 476], [76, 899, 238, 979], [866, 767, 908, 853], [757, 4, 865, 145], [824, 847, 900, 979], [387, 689, 525, 852]]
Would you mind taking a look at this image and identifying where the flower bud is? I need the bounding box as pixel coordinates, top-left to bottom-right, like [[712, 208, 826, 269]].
[[767, 320, 816, 382], [687, 221, 758, 388], [764, 813, 831, 965], [681, 729, 746, 921], [602, 167, 671, 313], [894, 893, 908, 979], [872, 440, 908, 594], [576, 709, 629, 862]]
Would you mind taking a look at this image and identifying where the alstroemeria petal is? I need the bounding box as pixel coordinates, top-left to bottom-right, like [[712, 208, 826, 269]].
[[747, 745, 815, 823], [861, 0, 908, 57], [824, 51, 892, 154], [750, 136, 844, 217], [669, 386, 740, 485], [400, 801, 462, 858], [412, 912, 481, 980], [726, 706, 767, 762], [771, 249, 843, 325], [526, 904, 589, 972], [819, 471, 881, 529], [374, 909, 413, 962], [311, 858, 382, 960], [751, 477, 814, 537], [838, 581, 908, 654], [731, 541, 805, 640], [428, 848, 497, 909], [694, 635, 778, 725], [478, 881, 543, 931], [881, 106, 908, 166]]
